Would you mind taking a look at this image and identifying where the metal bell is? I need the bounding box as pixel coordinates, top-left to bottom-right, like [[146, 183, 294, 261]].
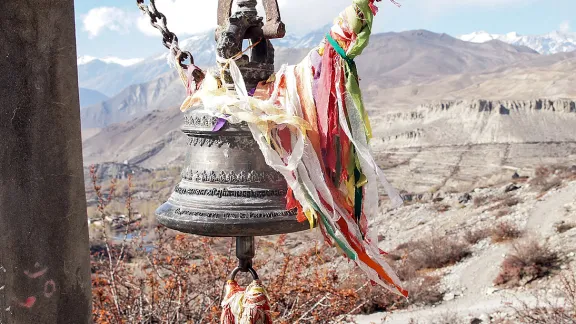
[[155, 0, 308, 237]]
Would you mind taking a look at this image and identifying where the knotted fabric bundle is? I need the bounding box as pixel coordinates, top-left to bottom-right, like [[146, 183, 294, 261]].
[[221, 280, 245, 323], [220, 280, 273, 324], [240, 280, 273, 324], [179, 0, 408, 298]]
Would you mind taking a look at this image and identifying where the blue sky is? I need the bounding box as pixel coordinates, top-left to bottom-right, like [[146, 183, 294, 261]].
[[74, 0, 575, 60]]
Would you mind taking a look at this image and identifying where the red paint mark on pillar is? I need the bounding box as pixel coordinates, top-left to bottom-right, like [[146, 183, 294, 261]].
[[18, 297, 36, 308]]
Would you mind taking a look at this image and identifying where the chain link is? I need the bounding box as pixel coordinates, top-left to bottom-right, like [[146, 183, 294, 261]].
[[136, 0, 205, 83]]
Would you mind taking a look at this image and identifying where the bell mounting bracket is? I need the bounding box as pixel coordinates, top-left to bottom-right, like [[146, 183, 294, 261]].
[[216, 0, 285, 41], [215, 0, 282, 91]]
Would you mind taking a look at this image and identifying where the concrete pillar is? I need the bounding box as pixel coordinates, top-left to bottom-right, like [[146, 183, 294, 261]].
[[0, 1, 92, 323]]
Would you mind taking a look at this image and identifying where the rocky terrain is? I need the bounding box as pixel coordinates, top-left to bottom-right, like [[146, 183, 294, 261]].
[[82, 98, 576, 187], [354, 166, 576, 323], [84, 162, 151, 182], [370, 98, 576, 193]]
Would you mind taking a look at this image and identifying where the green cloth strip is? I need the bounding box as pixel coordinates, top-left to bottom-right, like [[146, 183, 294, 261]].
[[320, 212, 357, 261], [325, 34, 355, 66], [354, 166, 363, 228], [296, 172, 357, 260], [325, 32, 372, 140]]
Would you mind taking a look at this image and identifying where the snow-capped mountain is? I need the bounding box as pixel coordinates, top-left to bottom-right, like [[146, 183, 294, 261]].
[[77, 56, 145, 67], [459, 30, 576, 55]]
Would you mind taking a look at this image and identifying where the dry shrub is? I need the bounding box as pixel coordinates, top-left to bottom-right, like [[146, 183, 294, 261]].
[[546, 165, 576, 180], [536, 166, 553, 176], [491, 194, 521, 208], [395, 234, 471, 271], [491, 221, 523, 243], [511, 271, 576, 323], [530, 166, 564, 194], [555, 222, 576, 234], [407, 275, 444, 306], [92, 228, 370, 323], [360, 267, 443, 313], [503, 196, 521, 207], [494, 239, 560, 287], [90, 173, 232, 324], [433, 203, 451, 213], [433, 312, 464, 324], [88, 166, 412, 323], [261, 244, 371, 323], [464, 228, 491, 245], [495, 208, 511, 218], [474, 195, 493, 207], [487, 194, 520, 214], [540, 178, 563, 194], [355, 238, 455, 313]]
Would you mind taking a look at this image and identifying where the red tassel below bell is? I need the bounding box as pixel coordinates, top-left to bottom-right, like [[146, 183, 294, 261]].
[[221, 280, 245, 324], [240, 280, 273, 324]]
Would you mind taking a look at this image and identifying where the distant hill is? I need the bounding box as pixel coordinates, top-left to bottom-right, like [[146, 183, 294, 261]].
[[365, 51, 576, 110], [82, 108, 184, 169], [79, 88, 108, 108], [81, 48, 576, 169], [80, 30, 539, 129]]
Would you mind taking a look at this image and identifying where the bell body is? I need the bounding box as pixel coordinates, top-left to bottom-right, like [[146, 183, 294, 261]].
[[155, 108, 308, 237]]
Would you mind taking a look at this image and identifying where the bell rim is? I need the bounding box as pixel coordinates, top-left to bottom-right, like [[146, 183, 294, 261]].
[[155, 201, 310, 237]]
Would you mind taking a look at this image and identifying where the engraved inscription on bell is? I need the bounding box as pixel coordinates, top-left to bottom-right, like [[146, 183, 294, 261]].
[[155, 109, 308, 237]]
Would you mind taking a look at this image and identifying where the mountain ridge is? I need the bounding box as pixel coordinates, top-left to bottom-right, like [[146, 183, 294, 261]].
[[83, 98, 576, 169], [79, 88, 109, 108], [82, 50, 576, 168], [80, 26, 558, 99], [459, 30, 576, 55], [81, 29, 539, 129]]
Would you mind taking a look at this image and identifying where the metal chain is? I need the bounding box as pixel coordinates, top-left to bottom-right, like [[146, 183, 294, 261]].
[[136, 0, 205, 83]]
